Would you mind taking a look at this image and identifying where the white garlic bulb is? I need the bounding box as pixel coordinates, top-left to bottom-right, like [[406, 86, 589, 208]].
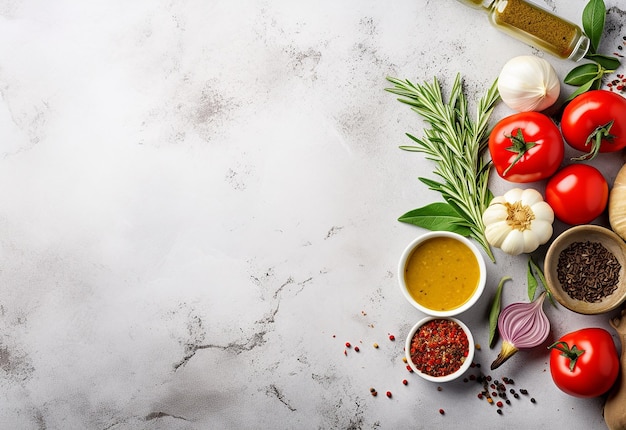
[[498, 56, 561, 112], [482, 188, 554, 255]]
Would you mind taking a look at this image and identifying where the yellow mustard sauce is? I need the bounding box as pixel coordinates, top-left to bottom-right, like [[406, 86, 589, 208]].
[[404, 237, 480, 311]]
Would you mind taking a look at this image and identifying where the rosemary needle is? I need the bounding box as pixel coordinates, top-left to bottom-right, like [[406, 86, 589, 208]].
[[386, 74, 500, 262]]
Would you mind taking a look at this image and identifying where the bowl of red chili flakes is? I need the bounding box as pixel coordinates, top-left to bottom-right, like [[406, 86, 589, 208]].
[[405, 316, 475, 383]]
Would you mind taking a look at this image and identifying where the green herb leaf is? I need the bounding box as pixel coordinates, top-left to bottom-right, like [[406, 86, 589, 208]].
[[398, 202, 472, 236], [565, 77, 599, 102], [584, 53, 621, 70], [527, 259, 539, 301], [489, 276, 511, 348], [386, 74, 500, 262], [582, 0, 606, 54], [528, 257, 557, 307], [563, 63, 601, 86]]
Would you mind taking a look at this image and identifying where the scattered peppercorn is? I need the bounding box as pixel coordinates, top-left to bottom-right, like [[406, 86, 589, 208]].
[[371, 391, 378, 397], [520, 389, 528, 395], [370, 387, 376, 393], [402, 379, 408, 385], [402, 357, 407, 363], [354, 346, 360, 352], [345, 342, 351, 348], [531, 398, 536, 403], [373, 343, 379, 349], [497, 401, 503, 408], [389, 334, 395, 341], [475, 343, 481, 350], [497, 409, 503, 415], [386, 391, 392, 398], [439, 409, 445, 415], [406, 365, 414, 373], [437, 386, 443, 391]]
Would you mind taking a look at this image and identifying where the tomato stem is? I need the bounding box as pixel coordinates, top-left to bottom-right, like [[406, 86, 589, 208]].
[[571, 120, 615, 161], [503, 129, 537, 177], [548, 341, 586, 372]]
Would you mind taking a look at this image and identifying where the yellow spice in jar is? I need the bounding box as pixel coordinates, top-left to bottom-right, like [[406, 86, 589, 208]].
[[493, 0, 579, 58]]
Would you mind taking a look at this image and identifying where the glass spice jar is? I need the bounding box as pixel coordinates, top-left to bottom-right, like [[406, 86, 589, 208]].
[[456, 0, 590, 61]]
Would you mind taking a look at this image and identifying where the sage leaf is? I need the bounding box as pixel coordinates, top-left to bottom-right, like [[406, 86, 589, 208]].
[[565, 77, 599, 102], [527, 257, 557, 307], [585, 53, 621, 70], [564, 63, 600, 86], [527, 259, 539, 301], [582, 0, 606, 54], [489, 276, 511, 348], [398, 202, 472, 236]]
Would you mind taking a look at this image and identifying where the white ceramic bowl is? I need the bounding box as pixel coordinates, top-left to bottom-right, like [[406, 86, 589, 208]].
[[405, 316, 475, 383], [398, 231, 486, 317]]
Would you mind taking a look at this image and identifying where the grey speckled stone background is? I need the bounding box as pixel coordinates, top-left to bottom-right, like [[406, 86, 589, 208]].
[[0, 0, 625, 428]]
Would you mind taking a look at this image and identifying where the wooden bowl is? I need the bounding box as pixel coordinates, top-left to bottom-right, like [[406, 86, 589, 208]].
[[544, 225, 626, 315]]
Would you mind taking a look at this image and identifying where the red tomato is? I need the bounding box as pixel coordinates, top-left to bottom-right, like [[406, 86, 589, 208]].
[[489, 112, 564, 183], [561, 90, 626, 160], [545, 164, 608, 225], [549, 328, 619, 398]]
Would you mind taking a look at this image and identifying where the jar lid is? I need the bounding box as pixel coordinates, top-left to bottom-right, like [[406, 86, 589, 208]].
[[456, 0, 495, 8]]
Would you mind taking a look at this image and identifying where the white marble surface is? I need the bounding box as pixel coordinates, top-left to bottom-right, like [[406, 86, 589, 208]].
[[1, 0, 626, 428]]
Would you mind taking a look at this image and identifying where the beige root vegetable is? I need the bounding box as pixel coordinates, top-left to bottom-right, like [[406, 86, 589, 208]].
[[604, 307, 626, 430], [609, 164, 626, 242]]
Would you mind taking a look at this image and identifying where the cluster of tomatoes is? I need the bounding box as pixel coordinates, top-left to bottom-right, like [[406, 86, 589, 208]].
[[489, 90, 626, 225], [489, 90, 626, 398]]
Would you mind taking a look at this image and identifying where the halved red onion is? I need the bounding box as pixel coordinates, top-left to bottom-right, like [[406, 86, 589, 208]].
[[491, 292, 550, 369]]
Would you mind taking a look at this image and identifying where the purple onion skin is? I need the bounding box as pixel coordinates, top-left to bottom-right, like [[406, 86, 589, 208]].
[[491, 292, 550, 369]]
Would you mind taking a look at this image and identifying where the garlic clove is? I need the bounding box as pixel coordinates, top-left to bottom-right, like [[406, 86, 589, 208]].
[[531, 202, 555, 223], [503, 188, 524, 203], [483, 205, 509, 225], [520, 188, 544, 206], [522, 229, 541, 253], [485, 220, 513, 248], [530, 219, 553, 244], [500, 229, 525, 255]]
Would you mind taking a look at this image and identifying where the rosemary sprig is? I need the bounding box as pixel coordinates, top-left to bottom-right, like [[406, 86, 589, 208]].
[[385, 74, 500, 262]]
